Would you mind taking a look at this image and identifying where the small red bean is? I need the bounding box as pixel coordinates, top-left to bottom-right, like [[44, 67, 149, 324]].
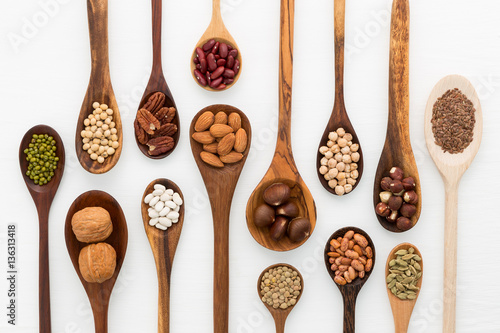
[[210, 76, 223, 88], [203, 39, 216, 51], [211, 66, 225, 80], [194, 69, 207, 86], [217, 59, 226, 67], [223, 68, 235, 79], [219, 43, 228, 58], [200, 59, 207, 73], [207, 53, 217, 72], [226, 55, 234, 69]]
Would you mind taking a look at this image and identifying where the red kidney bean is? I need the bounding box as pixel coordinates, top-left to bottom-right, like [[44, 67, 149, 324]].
[[210, 76, 223, 88], [215, 84, 226, 90], [223, 68, 235, 79], [219, 43, 228, 58], [203, 39, 216, 51], [207, 53, 217, 72], [200, 59, 207, 73], [211, 66, 225, 80], [196, 64, 201, 70], [227, 44, 233, 51], [194, 69, 207, 86], [233, 60, 240, 75], [217, 59, 226, 67], [211, 41, 220, 54], [223, 78, 234, 85], [195, 47, 206, 61], [229, 49, 238, 58], [193, 57, 200, 64], [226, 55, 234, 69], [215, 55, 221, 60]]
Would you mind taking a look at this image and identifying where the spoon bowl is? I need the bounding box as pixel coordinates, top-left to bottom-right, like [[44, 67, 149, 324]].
[[385, 243, 423, 332], [373, 0, 421, 232], [19, 124, 65, 333], [134, 0, 180, 159], [191, 0, 242, 91], [324, 227, 375, 333], [424, 74, 482, 333], [76, 0, 122, 174], [257, 263, 304, 333], [65, 190, 128, 333], [317, 0, 364, 196], [141, 178, 184, 332]]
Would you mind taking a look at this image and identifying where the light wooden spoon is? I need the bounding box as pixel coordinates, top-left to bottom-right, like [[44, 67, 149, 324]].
[[257, 263, 304, 333], [76, 0, 122, 174], [385, 243, 423, 333], [424, 75, 482, 333], [141, 178, 185, 333]]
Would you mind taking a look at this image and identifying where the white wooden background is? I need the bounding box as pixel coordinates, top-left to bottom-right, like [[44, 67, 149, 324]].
[[1, 0, 499, 332]]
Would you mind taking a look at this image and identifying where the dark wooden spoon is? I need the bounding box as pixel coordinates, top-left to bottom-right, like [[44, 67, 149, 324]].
[[134, 0, 180, 159], [19, 125, 65, 333], [324, 227, 376, 333], [190, 105, 251, 333], [257, 263, 304, 333], [141, 178, 185, 332], [373, 0, 421, 232], [65, 191, 128, 333], [317, 0, 363, 196], [76, 0, 122, 174]]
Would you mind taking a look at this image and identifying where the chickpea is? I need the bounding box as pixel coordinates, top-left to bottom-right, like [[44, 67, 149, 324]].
[[337, 162, 346, 172], [328, 179, 338, 189], [327, 140, 334, 148], [319, 166, 328, 175], [345, 164, 351, 173], [344, 133, 353, 141], [328, 158, 337, 169], [338, 138, 348, 148], [328, 132, 339, 141], [328, 168, 339, 178], [341, 146, 351, 155], [331, 144, 341, 154], [350, 163, 358, 171], [351, 170, 359, 179], [324, 173, 333, 181], [324, 151, 334, 159], [350, 143, 359, 152], [335, 153, 343, 162], [345, 184, 353, 193], [335, 185, 345, 196], [338, 179, 347, 186], [342, 155, 352, 164], [337, 172, 346, 180], [319, 146, 329, 154], [352, 152, 360, 163], [347, 178, 356, 186], [320, 157, 328, 166], [336, 128, 346, 137]]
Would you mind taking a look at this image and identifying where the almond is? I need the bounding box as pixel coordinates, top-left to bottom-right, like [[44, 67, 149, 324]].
[[214, 111, 228, 124], [192, 131, 215, 144], [203, 143, 218, 154], [228, 112, 242, 131], [220, 151, 243, 164], [200, 151, 224, 168], [217, 133, 236, 156], [210, 124, 233, 138], [194, 111, 215, 132], [234, 128, 247, 153]]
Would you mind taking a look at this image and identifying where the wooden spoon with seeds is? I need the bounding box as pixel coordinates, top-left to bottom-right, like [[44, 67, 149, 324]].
[[424, 75, 482, 333], [386, 243, 423, 333], [257, 263, 304, 333]]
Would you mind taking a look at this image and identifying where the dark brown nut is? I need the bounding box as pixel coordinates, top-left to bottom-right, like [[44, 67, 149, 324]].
[[263, 183, 291, 206], [396, 217, 413, 231], [269, 216, 289, 241], [404, 190, 418, 204], [400, 203, 417, 218], [381, 177, 392, 191], [380, 191, 392, 203], [375, 202, 391, 217], [390, 180, 404, 194], [386, 210, 399, 223], [154, 123, 177, 138], [287, 217, 311, 243], [143, 92, 166, 114], [254, 204, 275, 228], [388, 196, 403, 211], [147, 136, 174, 156], [203, 39, 216, 51], [276, 201, 299, 218], [389, 167, 404, 181], [137, 108, 160, 135], [402, 177, 416, 191], [134, 119, 148, 144], [164, 107, 177, 124]]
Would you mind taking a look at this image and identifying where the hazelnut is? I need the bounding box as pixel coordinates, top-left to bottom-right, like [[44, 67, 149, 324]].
[[254, 204, 275, 227], [388, 196, 403, 211], [71, 207, 113, 243], [400, 203, 417, 218], [386, 210, 399, 223], [404, 190, 418, 204], [389, 180, 404, 194], [276, 201, 300, 218], [402, 177, 416, 191], [269, 216, 289, 241], [78, 243, 116, 283], [379, 191, 392, 203], [263, 183, 291, 206], [287, 217, 311, 243], [380, 177, 392, 191], [396, 217, 413, 231], [375, 202, 391, 217], [389, 167, 404, 180]]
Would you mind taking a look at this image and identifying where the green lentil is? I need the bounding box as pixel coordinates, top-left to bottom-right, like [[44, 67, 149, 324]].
[[24, 134, 58, 186]]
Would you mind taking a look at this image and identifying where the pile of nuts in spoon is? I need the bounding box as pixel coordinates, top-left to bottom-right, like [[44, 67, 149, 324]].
[[80, 102, 119, 163], [144, 184, 183, 230], [386, 247, 422, 300], [260, 266, 302, 310], [319, 128, 360, 195]]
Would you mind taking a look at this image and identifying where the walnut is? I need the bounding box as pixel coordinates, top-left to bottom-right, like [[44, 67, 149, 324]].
[[71, 207, 113, 243], [78, 243, 116, 283]]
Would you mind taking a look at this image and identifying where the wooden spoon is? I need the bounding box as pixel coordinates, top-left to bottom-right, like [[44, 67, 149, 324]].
[[19, 125, 65, 333], [385, 243, 424, 333], [65, 191, 128, 333], [316, 0, 364, 196], [373, 0, 421, 232], [141, 178, 185, 332], [190, 0, 242, 91], [76, 0, 122, 174], [257, 263, 304, 333], [190, 105, 251, 333], [246, 0, 316, 252], [134, 0, 180, 159], [424, 75, 482, 333], [324, 227, 375, 333]]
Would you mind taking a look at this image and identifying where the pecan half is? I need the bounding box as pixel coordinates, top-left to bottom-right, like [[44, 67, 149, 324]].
[[134, 119, 149, 144], [137, 108, 160, 135], [147, 136, 174, 156], [154, 123, 177, 137], [143, 92, 165, 115], [164, 107, 176, 123]]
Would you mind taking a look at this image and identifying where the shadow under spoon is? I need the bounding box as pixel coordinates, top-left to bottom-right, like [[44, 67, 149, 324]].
[[424, 75, 482, 333], [19, 124, 65, 333], [65, 191, 128, 333], [76, 0, 122, 174], [317, 0, 364, 196], [141, 178, 185, 332], [134, 0, 180, 159]]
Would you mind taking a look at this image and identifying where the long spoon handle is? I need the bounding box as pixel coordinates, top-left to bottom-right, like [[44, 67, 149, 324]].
[[151, 0, 163, 71], [443, 181, 459, 333], [334, 0, 345, 104], [212, 0, 222, 22], [342, 289, 358, 333], [37, 206, 51, 333], [154, 242, 172, 333], [275, 320, 285, 333], [91, 291, 109, 333], [87, 0, 110, 77]]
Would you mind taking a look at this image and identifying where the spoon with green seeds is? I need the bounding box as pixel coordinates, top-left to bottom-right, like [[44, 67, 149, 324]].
[[385, 243, 423, 333]]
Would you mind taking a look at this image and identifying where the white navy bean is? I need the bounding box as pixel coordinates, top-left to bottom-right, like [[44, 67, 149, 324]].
[[154, 184, 166, 191], [159, 207, 170, 216], [149, 196, 160, 207], [149, 218, 159, 226], [158, 217, 172, 227], [166, 189, 174, 195], [149, 210, 159, 218], [165, 201, 177, 209], [167, 211, 179, 220], [156, 224, 167, 230], [144, 193, 154, 204], [152, 189, 164, 196], [173, 193, 183, 205], [155, 201, 165, 212], [160, 193, 172, 202]]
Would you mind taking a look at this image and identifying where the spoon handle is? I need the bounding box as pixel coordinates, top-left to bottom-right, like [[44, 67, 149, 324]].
[[90, 289, 109, 333], [211, 0, 222, 23], [342, 289, 358, 333], [37, 206, 51, 333], [443, 181, 459, 333], [153, 242, 172, 333], [274, 320, 286, 333], [151, 0, 163, 71], [333, 0, 345, 105], [87, 0, 110, 77]]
